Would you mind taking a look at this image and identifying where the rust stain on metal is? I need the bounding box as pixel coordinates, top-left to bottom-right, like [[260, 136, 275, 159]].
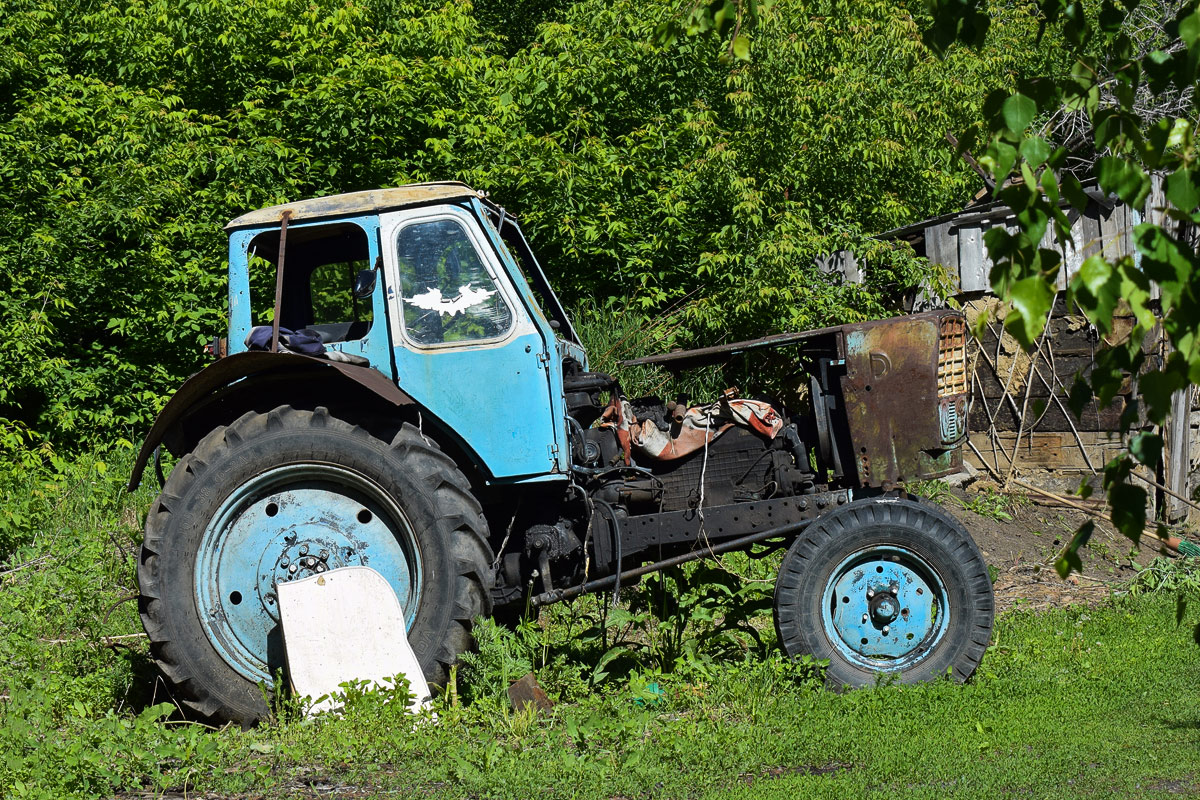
[[507, 672, 554, 715], [615, 309, 969, 489], [840, 312, 967, 487]]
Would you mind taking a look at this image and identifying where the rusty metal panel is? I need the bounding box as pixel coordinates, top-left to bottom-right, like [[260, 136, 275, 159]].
[[839, 311, 967, 487], [619, 325, 845, 370], [128, 352, 414, 491]]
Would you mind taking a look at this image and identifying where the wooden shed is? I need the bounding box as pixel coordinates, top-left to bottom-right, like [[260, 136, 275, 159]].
[[826, 176, 1199, 521]]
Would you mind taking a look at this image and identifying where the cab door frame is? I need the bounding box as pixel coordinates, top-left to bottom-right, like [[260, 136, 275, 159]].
[[378, 203, 563, 482]]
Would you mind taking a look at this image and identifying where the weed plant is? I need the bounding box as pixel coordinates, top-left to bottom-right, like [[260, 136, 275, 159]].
[[906, 480, 1017, 521], [570, 300, 727, 404]]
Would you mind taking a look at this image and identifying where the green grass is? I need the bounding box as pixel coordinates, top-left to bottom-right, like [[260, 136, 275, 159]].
[[1, 451, 1199, 799]]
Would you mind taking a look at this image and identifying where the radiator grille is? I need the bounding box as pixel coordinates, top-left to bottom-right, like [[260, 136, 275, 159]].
[[652, 428, 772, 512], [937, 315, 968, 397]]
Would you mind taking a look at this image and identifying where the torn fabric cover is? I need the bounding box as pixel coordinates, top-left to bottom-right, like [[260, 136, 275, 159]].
[[603, 397, 783, 462], [245, 325, 325, 356]]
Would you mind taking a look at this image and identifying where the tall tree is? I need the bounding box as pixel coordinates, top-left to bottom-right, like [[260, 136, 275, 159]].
[[0, 0, 1059, 450]]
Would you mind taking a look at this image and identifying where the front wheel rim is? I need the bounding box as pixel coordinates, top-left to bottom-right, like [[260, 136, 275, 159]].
[[195, 464, 422, 684], [820, 545, 949, 672]]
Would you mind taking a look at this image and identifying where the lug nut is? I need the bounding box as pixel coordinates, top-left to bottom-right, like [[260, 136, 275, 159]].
[[867, 588, 875, 598], [299, 544, 309, 556], [319, 549, 329, 561], [306, 557, 317, 567], [862, 613, 869, 623], [280, 558, 289, 568], [882, 626, 890, 635], [891, 585, 898, 595], [316, 564, 326, 573], [288, 564, 298, 574]]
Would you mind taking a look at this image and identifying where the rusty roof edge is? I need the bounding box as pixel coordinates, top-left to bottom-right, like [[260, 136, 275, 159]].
[[224, 182, 485, 231], [875, 181, 1117, 244], [619, 309, 955, 371], [619, 324, 845, 370]]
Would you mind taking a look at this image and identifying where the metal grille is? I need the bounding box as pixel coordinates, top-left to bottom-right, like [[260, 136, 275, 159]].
[[652, 428, 773, 513], [937, 315, 968, 397]]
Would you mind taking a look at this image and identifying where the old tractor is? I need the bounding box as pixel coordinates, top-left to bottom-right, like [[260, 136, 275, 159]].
[[129, 182, 993, 726]]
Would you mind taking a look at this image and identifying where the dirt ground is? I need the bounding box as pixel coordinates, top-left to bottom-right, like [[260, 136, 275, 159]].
[[933, 485, 1180, 614]]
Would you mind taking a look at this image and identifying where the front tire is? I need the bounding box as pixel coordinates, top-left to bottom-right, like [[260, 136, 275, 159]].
[[138, 406, 491, 726], [773, 497, 993, 687]]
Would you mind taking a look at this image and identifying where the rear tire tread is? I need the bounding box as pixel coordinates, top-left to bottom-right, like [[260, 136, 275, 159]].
[[138, 408, 491, 726]]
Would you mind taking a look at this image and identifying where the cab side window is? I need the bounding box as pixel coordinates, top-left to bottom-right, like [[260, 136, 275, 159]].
[[395, 218, 513, 345], [247, 222, 373, 344]]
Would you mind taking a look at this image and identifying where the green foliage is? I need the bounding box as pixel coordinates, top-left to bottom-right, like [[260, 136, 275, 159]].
[[906, 480, 1017, 521], [905, 478, 954, 505], [654, 0, 774, 64], [457, 619, 540, 703], [0, 0, 1060, 451], [920, 2, 1200, 576], [961, 488, 1016, 521], [613, 559, 781, 677], [1128, 554, 1200, 641], [1130, 554, 1200, 596], [461, 551, 801, 709]]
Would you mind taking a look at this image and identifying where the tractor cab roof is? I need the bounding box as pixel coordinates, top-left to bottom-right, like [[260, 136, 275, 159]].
[[224, 182, 487, 231]]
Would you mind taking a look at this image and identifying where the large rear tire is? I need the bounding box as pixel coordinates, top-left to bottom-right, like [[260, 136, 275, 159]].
[[138, 406, 491, 726], [773, 496, 993, 687]]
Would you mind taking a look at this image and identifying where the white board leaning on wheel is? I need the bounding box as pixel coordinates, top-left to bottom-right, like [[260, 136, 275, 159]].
[[277, 566, 432, 717]]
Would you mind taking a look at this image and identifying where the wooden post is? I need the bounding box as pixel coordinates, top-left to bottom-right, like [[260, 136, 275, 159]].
[[1165, 385, 1192, 522]]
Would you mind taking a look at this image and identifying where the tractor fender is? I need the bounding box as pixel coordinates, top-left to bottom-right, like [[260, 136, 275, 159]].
[[128, 351, 413, 491]]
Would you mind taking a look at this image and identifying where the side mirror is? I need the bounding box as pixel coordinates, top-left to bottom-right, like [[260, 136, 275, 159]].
[[353, 269, 377, 299]]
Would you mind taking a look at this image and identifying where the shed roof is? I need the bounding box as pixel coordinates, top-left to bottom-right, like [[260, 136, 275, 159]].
[[224, 182, 484, 231]]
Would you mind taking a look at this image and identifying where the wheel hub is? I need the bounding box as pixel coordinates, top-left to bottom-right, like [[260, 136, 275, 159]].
[[196, 465, 422, 684], [868, 587, 900, 624], [821, 546, 948, 667]]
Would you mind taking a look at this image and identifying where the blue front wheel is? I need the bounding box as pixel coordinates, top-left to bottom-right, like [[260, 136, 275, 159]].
[[774, 497, 994, 687]]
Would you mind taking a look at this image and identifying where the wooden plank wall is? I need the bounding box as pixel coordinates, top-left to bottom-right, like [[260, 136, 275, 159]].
[[968, 302, 1121, 436], [820, 195, 1137, 295], [963, 295, 1135, 485], [925, 198, 1136, 295]]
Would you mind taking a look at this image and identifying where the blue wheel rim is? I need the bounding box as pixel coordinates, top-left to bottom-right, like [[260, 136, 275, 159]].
[[195, 464, 422, 684], [820, 545, 948, 671]]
